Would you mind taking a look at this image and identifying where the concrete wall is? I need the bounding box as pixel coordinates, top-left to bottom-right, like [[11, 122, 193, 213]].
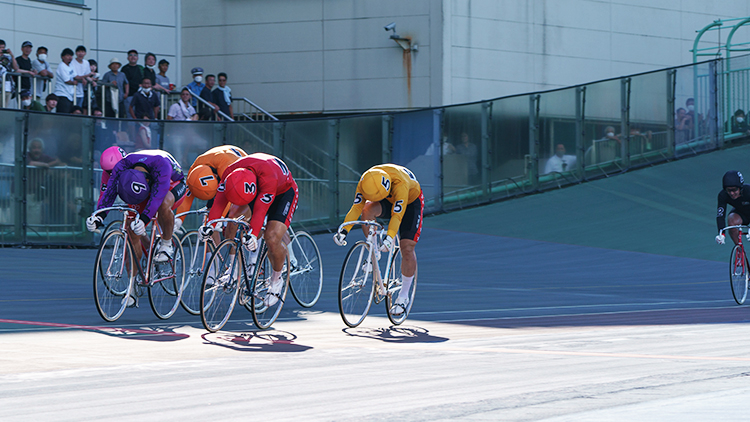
[[445, 0, 750, 105], [181, 0, 439, 115]]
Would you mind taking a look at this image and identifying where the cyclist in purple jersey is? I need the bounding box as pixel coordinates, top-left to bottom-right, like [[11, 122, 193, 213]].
[[88, 149, 186, 262]]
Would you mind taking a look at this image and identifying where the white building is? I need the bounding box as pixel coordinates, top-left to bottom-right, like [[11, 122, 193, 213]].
[[1, 0, 749, 115]]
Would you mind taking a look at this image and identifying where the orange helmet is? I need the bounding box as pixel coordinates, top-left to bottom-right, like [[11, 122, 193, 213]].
[[359, 168, 390, 201], [187, 165, 219, 200], [223, 168, 257, 205]]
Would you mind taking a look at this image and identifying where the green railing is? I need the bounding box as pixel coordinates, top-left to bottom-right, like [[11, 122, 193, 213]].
[[1, 57, 741, 246]]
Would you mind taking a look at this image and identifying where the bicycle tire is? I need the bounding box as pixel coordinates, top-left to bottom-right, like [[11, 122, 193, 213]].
[[93, 230, 134, 322], [338, 241, 375, 328], [99, 220, 121, 245], [730, 244, 748, 305], [386, 248, 417, 325], [179, 230, 215, 315], [200, 239, 241, 332], [288, 231, 323, 308], [148, 236, 185, 319], [250, 246, 290, 329]]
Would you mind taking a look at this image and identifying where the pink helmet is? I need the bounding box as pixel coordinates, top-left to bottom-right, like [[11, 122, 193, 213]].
[[100, 146, 126, 171]]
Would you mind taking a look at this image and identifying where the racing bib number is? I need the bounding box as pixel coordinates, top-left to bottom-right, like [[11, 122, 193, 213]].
[[260, 193, 274, 204], [354, 192, 363, 204], [393, 199, 404, 213]]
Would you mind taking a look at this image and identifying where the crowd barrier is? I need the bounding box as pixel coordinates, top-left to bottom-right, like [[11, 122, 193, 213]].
[[1, 57, 745, 246]]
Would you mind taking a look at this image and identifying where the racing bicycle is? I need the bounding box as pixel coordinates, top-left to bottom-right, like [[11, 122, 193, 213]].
[[337, 220, 416, 328], [176, 207, 213, 315], [721, 224, 750, 305], [92, 206, 185, 321]]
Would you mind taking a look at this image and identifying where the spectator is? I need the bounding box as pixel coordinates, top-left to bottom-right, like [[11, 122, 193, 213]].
[[31, 46, 53, 99], [71, 45, 94, 107], [143, 52, 157, 87], [136, 119, 152, 149], [199, 74, 218, 119], [213, 72, 233, 120], [15, 41, 37, 95], [129, 76, 159, 119], [92, 107, 103, 117], [543, 143, 577, 174], [26, 137, 63, 167], [43, 93, 57, 112], [675, 107, 691, 144], [0, 40, 16, 107], [20, 89, 45, 111], [425, 136, 455, 156], [455, 132, 479, 180], [85, 59, 100, 110], [101, 57, 128, 118], [167, 87, 198, 120], [156, 59, 171, 93], [731, 109, 750, 136], [186, 67, 204, 107], [121, 49, 144, 114], [71, 105, 83, 115], [198, 106, 213, 121], [601, 125, 620, 143], [53, 48, 77, 114]]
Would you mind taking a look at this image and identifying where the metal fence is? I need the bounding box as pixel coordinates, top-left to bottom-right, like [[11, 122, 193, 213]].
[[0, 57, 742, 246]]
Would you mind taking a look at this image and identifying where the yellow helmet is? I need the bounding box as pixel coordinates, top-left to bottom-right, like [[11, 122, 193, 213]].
[[359, 168, 391, 201], [187, 165, 219, 200]]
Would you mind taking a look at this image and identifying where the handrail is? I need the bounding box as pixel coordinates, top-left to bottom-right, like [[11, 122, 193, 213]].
[[187, 90, 233, 121], [1, 72, 52, 108], [233, 97, 278, 121]]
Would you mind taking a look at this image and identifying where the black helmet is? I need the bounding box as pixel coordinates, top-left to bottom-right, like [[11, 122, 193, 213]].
[[723, 171, 744, 189]]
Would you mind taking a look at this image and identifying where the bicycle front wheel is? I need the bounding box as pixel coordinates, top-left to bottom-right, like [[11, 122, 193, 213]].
[[338, 241, 375, 328], [730, 244, 748, 305], [148, 236, 185, 319], [201, 239, 241, 332], [250, 246, 290, 329], [288, 231, 323, 308], [179, 230, 214, 315], [386, 248, 417, 325], [93, 230, 134, 322]]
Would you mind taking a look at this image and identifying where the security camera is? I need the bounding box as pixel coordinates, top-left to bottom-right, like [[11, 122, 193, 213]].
[[384, 22, 396, 32]]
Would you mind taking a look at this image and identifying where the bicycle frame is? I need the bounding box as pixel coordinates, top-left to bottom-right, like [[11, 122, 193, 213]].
[[205, 216, 252, 284], [176, 207, 212, 278], [338, 220, 400, 301]]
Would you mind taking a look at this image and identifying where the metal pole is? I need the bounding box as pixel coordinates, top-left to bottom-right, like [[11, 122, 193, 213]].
[[666, 69, 676, 158], [480, 101, 491, 201], [620, 78, 631, 169], [328, 119, 339, 224], [528, 95, 540, 191], [575, 86, 585, 179]]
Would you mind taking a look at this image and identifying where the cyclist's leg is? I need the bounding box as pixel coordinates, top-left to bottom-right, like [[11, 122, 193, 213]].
[[157, 191, 176, 241], [265, 220, 288, 272], [728, 212, 743, 245]]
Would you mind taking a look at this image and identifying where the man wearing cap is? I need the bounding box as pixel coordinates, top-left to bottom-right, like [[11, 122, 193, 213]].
[[53, 48, 77, 114], [186, 67, 204, 108], [15, 41, 37, 97], [19, 89, 44, 111], [31, 46, 53, 99], [121, 49, 144, 114], [101, 57, 128, 117]]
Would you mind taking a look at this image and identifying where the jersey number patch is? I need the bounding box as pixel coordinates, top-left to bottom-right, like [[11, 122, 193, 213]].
[[260, 193, 274, 204], [381, 176, 390, 191], [354, 192, 363, 204], [393, 199, 404, 213]]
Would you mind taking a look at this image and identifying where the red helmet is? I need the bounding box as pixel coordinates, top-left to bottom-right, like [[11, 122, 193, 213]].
[[223, 168, 257, 205]]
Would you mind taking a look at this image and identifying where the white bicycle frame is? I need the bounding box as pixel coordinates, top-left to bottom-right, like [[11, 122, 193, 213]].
[[338, 220, 400, 299]]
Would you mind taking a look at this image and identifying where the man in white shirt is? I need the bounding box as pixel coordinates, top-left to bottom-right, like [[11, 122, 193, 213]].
[[31, 46, 53, 99], [53, 48, 77, 114], [167, 88, 198, 121], [71, 45, 94, 107], [544, 144, 577, 174]]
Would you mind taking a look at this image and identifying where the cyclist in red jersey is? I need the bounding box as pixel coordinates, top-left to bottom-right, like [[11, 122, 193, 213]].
[[204, 153, 298, 306]]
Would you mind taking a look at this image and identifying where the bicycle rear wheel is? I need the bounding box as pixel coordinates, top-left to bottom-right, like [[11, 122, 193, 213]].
[[179, 230, 214, 315], [386, 248, 417, 325], [148, 236, 185, 319], [338, 241, 375, 328], [93, 230, 134, 322], [250, 246, 290, 329], [201, 239, 241, 332], [730, 244, 748, 305], [288, 231, 323, 308]]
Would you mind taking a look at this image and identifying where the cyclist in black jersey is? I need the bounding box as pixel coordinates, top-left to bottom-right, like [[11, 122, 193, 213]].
[[717, 170, 750, 245]]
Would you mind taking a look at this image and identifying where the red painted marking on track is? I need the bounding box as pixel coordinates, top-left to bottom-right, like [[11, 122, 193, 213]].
[[0, 318, 186, 337]]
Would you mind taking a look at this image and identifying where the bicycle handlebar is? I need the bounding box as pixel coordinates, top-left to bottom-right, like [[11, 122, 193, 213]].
[[205, 217, 250, 230], [175, 207, 208, 219], [92, 206, 138, 218], [720, 225, 750, 234], [338, 220, 383, 234]]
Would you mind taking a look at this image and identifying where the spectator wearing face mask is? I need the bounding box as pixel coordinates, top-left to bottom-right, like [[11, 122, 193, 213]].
[[731, 109, 750, 137], [20, 89, 44, 111], [186, 67, 204, 108], [31, 46, 53, 99], [129, 76, 159, 120]]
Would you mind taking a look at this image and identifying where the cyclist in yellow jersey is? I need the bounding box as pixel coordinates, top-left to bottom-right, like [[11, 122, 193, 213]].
[[333, 164, 424, 316]]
